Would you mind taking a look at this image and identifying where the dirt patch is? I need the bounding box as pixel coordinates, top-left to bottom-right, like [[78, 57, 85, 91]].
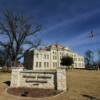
[[7, 87, 62, 98]]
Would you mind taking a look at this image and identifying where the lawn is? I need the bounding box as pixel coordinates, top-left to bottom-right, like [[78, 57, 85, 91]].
[[0, 70, 100, 100]]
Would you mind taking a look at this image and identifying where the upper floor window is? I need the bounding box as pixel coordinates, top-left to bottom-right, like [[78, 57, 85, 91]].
[[53, 56, 57, 60], [36, 53, 39, 58], [44, 54, 49, 59], [36, 62, 38, 67], [44, 55, 46, 59], [47, 55, 49, 59]]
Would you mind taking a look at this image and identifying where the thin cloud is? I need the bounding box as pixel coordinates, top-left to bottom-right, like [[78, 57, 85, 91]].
[[42, 8, 100, 34], [65, 29, 100, 48]]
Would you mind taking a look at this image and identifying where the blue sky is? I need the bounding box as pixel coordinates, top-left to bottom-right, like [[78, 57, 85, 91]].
[[0, 0, 100, 55]]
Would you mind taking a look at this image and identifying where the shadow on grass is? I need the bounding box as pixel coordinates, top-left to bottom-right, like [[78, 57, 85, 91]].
[[3, 81, 11, 86], [82, 94, 100, 100]]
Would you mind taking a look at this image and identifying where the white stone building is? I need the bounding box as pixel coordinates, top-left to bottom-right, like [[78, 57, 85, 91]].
[[24, 44, 85, 70]]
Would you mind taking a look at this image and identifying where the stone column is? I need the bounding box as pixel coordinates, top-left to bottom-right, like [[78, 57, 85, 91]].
[[57, 68, 67, 91], [10, 67, 23, 87]]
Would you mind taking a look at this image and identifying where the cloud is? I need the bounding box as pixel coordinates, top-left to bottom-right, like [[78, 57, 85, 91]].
[[65, 28, 100, 48], [39, 7, 100, 50], [41, 8, 100, 34]]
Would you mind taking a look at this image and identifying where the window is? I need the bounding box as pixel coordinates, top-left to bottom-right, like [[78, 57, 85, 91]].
[[53, 51, 56, 55], [40, 54, 42, 58], [55, 63, 57, 67], [74, 58, 77, 61], [36, 53, 39, 58], [36, 62, 42, 67], [53, 62, 57, 67], [53, 56, 54, 60], [39, 62, 41, 67], [55, 56, 57, 59], [44, 54, 49, 59], [44, 62, 46, 67], [74, 55, 76, 57], [44, 55, 46, 59], [60, 52, 63, 56], [47, 62, 49, 67], [36, 62, 38, 67], [47, 55, 49, 59], [78, 58, 80, 61], [81, 58, 84, 61], [53, 56, 57, 60], [53, 62, 55, 67], [75, 63, 77, 67], [44, 62, 49, 67]]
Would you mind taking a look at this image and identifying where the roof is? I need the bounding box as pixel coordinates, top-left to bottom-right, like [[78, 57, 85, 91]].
[[46, 44, 65, 50], [28, 44, 70, 51]]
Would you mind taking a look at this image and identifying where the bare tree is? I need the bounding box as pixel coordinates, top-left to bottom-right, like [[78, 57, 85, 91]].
[[97, 49, 100, 69], [85, 50, 94, 69], [0, 52, 5, 66], [0, 10, 41, 67]]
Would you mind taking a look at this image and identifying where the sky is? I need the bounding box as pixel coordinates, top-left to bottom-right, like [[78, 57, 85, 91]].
[[0, 0, 100, 56]]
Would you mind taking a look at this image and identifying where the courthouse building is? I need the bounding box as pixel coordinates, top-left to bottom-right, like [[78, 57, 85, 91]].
[[24, 44, 85, 70]]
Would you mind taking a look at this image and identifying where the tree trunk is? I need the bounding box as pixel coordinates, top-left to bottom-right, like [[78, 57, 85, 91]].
[[66, 68, 69, 92]]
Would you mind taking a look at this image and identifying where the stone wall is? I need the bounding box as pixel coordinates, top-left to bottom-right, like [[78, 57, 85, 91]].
[[10, 67, 24, 87], [11, 67, 67, 91], [57, 68, 67, 91]]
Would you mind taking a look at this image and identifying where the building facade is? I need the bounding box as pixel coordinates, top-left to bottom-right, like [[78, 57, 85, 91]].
[[24, 44, 85, 70]]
